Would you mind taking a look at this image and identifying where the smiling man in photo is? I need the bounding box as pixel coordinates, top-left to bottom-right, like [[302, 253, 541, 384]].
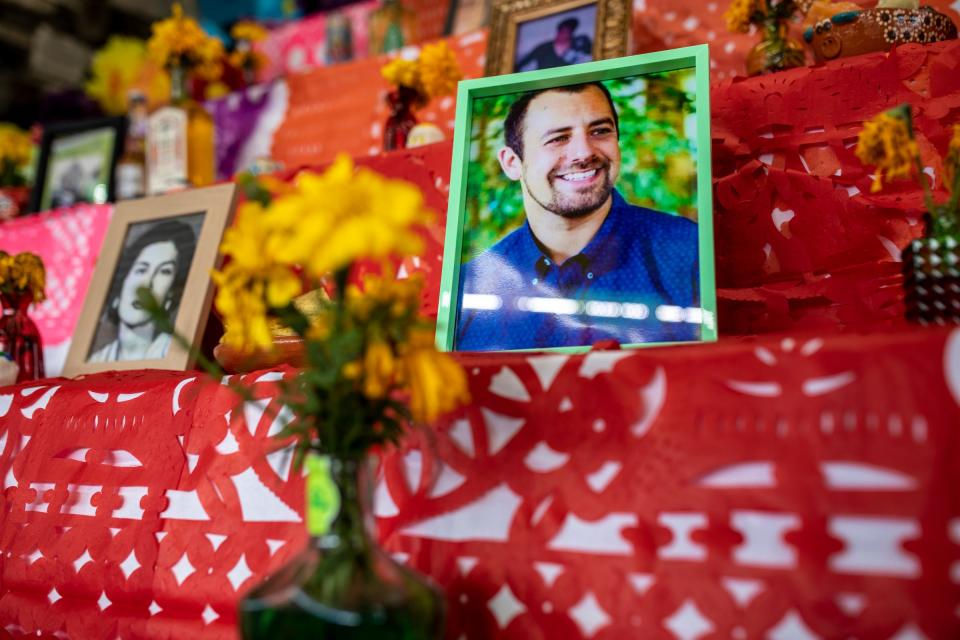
[[456, 82, 700, 351]]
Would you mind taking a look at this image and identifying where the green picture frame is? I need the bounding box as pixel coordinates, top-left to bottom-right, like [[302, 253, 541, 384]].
[[436, 44, 717, 353]]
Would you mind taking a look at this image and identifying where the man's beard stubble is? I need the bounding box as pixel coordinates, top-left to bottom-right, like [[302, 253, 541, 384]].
[[526, 157, 615, 220]]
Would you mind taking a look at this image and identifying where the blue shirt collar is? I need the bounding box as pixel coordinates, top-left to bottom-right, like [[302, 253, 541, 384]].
[[518, 189, 627, 278]]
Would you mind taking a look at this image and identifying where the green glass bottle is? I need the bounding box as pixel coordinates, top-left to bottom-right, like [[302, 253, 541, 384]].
[[239, 454, 445, 639]]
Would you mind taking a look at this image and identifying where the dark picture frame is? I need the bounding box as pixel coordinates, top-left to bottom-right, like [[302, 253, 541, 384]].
[[29, 116, 126, 214]]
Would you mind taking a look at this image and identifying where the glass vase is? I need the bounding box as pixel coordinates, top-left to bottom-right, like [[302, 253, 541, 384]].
[[902, 213, 960, 325], [745, 18, 806, 76], [239, 453, 445, 639], [0, 291, 44, 383], [383, 86, 421, 152]]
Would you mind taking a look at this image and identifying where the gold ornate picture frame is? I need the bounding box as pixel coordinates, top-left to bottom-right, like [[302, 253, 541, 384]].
[[485, 0, 630, 76]]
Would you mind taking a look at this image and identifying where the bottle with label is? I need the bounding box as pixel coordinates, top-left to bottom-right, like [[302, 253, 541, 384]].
[[146, 65, 215, 195], [368, 0, 417, 55], [115, 90, 148, 201]]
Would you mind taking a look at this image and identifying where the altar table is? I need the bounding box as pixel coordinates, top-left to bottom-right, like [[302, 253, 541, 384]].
[[3, 28, 960, 640], [1, 325, 959, 638]]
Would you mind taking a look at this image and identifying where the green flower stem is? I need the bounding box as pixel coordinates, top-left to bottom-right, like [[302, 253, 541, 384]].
[[307, 456, 375, 601]]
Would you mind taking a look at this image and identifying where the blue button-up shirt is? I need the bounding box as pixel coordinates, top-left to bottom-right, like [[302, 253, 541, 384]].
[[456, 190, 700, 351]]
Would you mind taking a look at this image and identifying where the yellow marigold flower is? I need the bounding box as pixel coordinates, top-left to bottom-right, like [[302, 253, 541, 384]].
[[400, 328, 469, 423], [212, 159, 432, 353], [205, 81, 230, 100], [856, 109, 918, 193], [2, 253, 46, 302], [381, 58, 419, 89], [342, 360, 362, 380], [86, 37, 150, 116], [362, 340, 396, 398], [232, 21, 268, 43], [0, 124, 32, 170], [212, 201, 305, 351], [417, 41, 461, 99], [346, 273, 422, 323], [724, 0, 763, 32], [258, 155, 431, 278], [148, 2, 224, 77], [228, 48, 268, 75], [266, 266, 302, 308], [213, 265, 274, 351], [16, 253, 45, 302], [945, 123, 960, 187]]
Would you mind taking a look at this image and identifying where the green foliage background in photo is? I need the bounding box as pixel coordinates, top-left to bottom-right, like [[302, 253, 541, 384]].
[[462, 67, 697, 263]]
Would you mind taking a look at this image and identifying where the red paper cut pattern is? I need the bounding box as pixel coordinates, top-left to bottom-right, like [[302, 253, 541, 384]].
[[1, 327, 959, 638]]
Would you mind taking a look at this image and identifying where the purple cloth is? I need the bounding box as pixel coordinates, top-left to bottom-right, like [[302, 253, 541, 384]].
[[205, 82, 275, 180]]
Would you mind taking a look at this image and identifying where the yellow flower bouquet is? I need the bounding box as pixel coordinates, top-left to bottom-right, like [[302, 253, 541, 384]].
[[856, 105, 960, 325], [0, 251, 46, 303], [0, 251, 46, 382], [380, 41, 462, 150], [856, 104, 960, 236], [143, 154, 469, 458], [228, 20, 269, 85], [147, 3, 224, 82], [141, 157, 468, 633], [380, 40, 462, 103]]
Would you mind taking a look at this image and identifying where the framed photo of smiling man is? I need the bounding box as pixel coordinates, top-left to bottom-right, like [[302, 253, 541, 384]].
[[437, 45, 716, 353], [62, 184, 237, 376]]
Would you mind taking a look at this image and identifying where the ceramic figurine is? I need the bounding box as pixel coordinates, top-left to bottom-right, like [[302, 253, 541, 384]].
[[802, 0, 957, 62]]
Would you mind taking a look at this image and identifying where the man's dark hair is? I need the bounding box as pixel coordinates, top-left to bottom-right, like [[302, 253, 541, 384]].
[[503, 82, 619, 159], [557, 17, 579, 32]]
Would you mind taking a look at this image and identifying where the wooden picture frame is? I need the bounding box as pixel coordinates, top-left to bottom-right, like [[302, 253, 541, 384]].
[[62, 184, 238, 376], [484, 0, 629, 77], [438, 45, 716, 353], [29, 116, 126, 214]]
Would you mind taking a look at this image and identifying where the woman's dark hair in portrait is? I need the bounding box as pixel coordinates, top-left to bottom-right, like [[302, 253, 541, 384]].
[[104, 219, 198, 326]]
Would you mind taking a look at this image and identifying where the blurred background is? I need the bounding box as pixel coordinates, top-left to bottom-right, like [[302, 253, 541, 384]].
[[463, 68, 698, 263], [0, 0, 171, 127], [0, 0, 382, 127]]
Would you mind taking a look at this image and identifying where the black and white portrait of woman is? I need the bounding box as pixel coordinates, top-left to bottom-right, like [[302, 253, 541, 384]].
[[87, 214, 203, 363]]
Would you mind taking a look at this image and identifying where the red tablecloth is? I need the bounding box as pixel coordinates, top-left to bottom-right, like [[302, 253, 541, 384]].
[[1, 326, 959, 638]]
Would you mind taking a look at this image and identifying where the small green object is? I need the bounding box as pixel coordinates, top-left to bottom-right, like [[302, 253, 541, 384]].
[[305, 454, 340, 536]]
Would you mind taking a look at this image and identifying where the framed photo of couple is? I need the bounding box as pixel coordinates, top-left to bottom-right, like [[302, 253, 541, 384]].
[[62, 184, 237, 376], [438, 44, 716, 353]]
